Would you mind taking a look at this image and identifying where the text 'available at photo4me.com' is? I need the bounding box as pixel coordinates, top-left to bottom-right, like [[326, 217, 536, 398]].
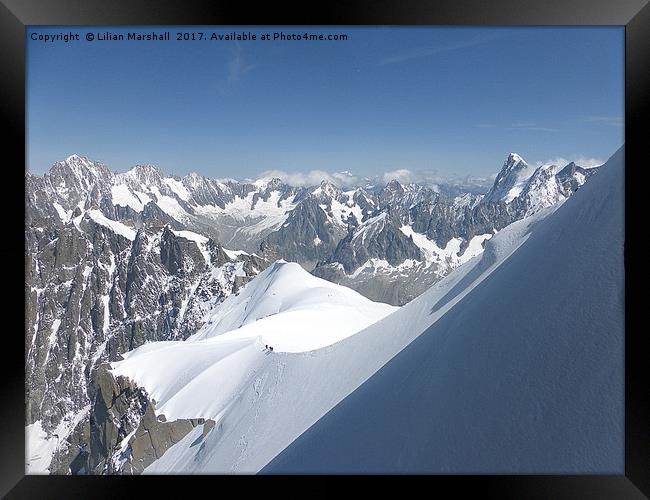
[[29, 30, 350, 44]]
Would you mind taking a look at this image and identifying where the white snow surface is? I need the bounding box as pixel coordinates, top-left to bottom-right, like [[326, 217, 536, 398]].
[[222, 248, 249, 260], [264, 147, 624, 474], [184, 261, 397, 349], [25, 421, 54, 474], [399, 225, 493, 269], [86, 210, 136, 241], [149, 187, 188, 222], [140, 202, 553, 473], [195, 190, 297, 236], [163, 177, 191, 201], [26, 405, 91, 474], [110, 261, 397, 420], [111, 184, 145, 211], [109, 147, 622, 474], [170, 229, 208, 245], [52, 202, 71, 222]]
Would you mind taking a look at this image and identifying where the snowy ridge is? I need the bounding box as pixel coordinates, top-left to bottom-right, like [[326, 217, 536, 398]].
[[131, 146, 622, 474], [87, 210, 137, 241], [110, 262, 397, 421], [186, 261, 396, 349], [265, 147, 624, 473], [138, 204, 551, 473]]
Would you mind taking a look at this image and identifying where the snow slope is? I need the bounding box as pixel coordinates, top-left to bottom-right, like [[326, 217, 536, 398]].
[[137, 201, 555, 473], [113, 147, 622, 474], [109, 263, 397, 421], [185, 261, 397, 352], [25, 406, 90, 474], [264, 147, 624, 473]]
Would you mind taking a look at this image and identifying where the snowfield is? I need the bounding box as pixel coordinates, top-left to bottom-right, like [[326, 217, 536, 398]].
[[184, 261, 398, 351], [110, 147, 622, 474], [110, 262, 397, 422], [265, 147, 624, 474]]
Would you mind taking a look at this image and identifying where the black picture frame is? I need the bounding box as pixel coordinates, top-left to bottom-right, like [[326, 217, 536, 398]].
[[3, 0, 647, 497]]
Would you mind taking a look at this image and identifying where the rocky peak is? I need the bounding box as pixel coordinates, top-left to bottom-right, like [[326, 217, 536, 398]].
[[496, 152, 529, 181], [378, 179, 405, 208], [384, 179, 404, 192], [49, 154, 113, 185], [556, 162, 599, 196], [505, 152, 526, 168], [482, 152, 532, 204], [123, 164, 164, 188], [265, 177, 285, 192], [561, 161, 578, 173], [314, 180, 341, 199]]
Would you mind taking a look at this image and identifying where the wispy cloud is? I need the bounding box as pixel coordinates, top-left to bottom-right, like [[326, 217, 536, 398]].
[[217, 44, 255, 94], [474, 122, 559, 132], [256, 168, 494, 190], [506, 122, 560, 133], [227, 44, 255, 83], [534, 155, 603, 169], [257, 169, 362, 189], [381, 169, 421, 185], [381, 169, 494, 189], [582, 115, 623, 127], [378, 32, 508, 66]]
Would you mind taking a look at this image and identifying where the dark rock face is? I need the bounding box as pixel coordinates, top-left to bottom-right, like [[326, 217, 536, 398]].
[[80, 364, 210, 475], [556, 162, 599, 196], [327, 213, 422, 274], [140, 202, 185, 230], [159, 227, 187, 275], [26, 156, 269, 474], [261, 195, 346, 269]]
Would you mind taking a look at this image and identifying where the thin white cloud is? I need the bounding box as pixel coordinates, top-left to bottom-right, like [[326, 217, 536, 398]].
[[217, 44, 255, 94], [255, 168, 493, 191], [257, 169, 362, 189], [506, 122, 560, 133], [583, 115, 623, 127], [227, 44, 255, 83], [381, 169, 493, 190], [378, 32, 509, 66], [382, 169, 419, 185], [534, 155, 604, 169]]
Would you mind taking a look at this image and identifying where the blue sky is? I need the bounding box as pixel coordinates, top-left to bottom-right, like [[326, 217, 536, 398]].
[[27, 26, 623, 181]]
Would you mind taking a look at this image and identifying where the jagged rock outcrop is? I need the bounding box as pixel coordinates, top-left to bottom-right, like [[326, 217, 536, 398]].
[[325, 212, 422, 274], [78, 364, 213, 475], [261, 194, 346, 269]]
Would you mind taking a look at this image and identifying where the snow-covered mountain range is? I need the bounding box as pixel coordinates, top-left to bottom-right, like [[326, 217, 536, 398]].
[[84, 147, 621, 474], [25, 150, 602, 474]]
